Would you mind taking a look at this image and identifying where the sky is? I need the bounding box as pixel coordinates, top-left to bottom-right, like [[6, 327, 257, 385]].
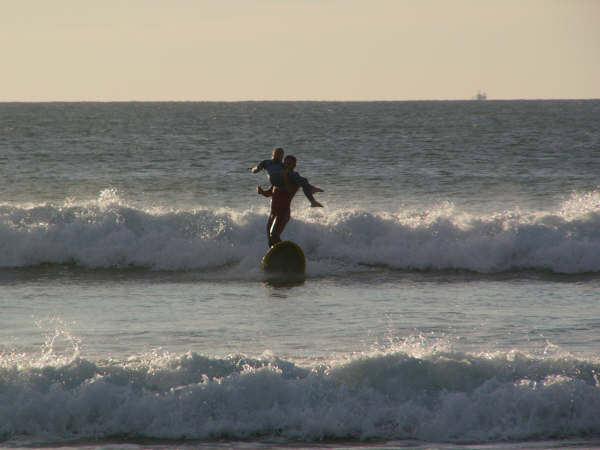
[[2, 0, 599, 101]]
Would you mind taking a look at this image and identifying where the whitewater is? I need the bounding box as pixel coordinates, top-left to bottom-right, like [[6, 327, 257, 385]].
[[1, 101, 600, 449], [2, 189, 600, 274], [3, 338, 600, 445]]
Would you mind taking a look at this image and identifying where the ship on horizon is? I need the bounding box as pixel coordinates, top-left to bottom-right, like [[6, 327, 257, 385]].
[[474, 90, 487, 100]]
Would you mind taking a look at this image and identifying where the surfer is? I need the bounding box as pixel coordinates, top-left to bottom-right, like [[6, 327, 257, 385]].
[[251, 147, 285, 188], [252, 147, 321, 206], [257, 155, 323, 247]]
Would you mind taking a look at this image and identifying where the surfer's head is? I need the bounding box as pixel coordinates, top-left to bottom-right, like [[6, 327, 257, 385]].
[[283, 155, 296, 169], [272, 147, 284, 162]]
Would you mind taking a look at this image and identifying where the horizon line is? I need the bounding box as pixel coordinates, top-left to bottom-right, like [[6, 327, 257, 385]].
[[1, 97, 599, 104]]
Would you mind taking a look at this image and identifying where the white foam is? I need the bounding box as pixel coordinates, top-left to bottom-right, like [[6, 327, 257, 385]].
[[2, 339, 600, 444], [2, 190, 600, 274]]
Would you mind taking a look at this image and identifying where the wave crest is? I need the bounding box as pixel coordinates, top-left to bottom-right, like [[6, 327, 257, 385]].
[[2, 343, 600, 443], [2, 191, 600, 274]]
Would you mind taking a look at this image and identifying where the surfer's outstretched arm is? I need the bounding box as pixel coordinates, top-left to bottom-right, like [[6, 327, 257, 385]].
[[251, 160, 266, 174]]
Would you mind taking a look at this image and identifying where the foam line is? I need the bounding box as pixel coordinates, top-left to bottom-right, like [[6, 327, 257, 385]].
[[2, 191, 600, 274]]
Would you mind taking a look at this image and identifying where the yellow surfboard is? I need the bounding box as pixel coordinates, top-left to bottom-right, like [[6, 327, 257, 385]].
[[261, 241, 306, 273]]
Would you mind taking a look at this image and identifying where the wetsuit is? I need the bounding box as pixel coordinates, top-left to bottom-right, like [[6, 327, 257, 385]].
[[267, 170, 316, 246], [268, 186, 297, 246], [256, 159, 284, 187], [256, 161, 317, 205], [285, 170, 317, 204]]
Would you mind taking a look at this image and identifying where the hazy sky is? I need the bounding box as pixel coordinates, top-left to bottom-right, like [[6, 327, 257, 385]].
[[3, 0, 599, 101]]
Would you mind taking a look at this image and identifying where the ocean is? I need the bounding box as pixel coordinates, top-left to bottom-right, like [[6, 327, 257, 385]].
[[1, 100, 600, 449]]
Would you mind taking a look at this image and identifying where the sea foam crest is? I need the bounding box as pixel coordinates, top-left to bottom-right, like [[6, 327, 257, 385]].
[[2, 338, 600, 443], [0, 190, 267, 271], [2, 190, 600, 273], [298, 191, 600, 273]]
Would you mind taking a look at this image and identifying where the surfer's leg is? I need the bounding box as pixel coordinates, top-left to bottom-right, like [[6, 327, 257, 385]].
[[269, 210, 290, 245], [269, 216, 282, 246], [266, 213, 275, 246]]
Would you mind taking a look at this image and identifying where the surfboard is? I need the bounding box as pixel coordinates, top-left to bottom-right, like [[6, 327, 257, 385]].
[[261, 241, 306, 274]]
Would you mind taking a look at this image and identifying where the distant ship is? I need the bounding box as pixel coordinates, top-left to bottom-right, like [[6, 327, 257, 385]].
[[474, 91, 487, 100]]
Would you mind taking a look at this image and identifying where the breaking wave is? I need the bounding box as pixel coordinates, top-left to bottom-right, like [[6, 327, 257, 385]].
[[2, 190, 600, 274], [1, 334, 600, 445]]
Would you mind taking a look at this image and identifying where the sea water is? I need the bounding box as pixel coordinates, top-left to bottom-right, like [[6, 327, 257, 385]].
[[1, 101, 600, 449]]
